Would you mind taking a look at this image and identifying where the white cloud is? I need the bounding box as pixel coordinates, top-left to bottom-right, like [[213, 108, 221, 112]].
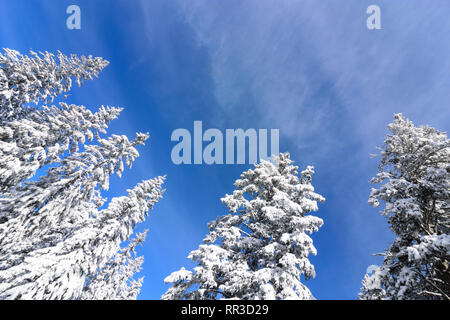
[[176, 0, 450, 157]]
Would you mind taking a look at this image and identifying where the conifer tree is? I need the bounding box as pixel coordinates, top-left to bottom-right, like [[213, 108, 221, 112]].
[[162, 153, 324, 300], [0, 49, 165, 300], [360, 114, 449, 300]]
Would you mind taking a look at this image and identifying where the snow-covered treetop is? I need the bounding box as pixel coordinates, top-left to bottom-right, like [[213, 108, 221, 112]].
[[0, 49, 165, 300], [0, 49, 115, 192], [0, 49, 108, 122], [361, 114, 449, 300], [163, 153, 325, 300], [369, 113, 449, 238]]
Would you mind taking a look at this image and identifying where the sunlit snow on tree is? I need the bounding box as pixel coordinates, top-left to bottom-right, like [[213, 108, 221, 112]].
[[360, 114, 449, 300], [0, 49, 165, 300], [162, 153, 324, 300]]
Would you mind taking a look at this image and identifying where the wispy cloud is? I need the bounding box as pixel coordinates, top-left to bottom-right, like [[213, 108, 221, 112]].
[[176, 0, 450, 153]]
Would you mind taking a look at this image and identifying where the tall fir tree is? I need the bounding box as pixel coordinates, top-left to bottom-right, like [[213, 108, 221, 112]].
[[0, 49, 165, 300], [162, 153, 324, 300], [360, 114, 450, 300]]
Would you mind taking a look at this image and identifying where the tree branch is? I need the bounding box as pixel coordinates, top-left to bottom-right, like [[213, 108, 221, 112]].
[[414, 269, 450, 300]]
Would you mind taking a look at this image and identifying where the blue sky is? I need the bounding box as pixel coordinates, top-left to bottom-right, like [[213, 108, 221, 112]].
[[1, 0, 449, 299]]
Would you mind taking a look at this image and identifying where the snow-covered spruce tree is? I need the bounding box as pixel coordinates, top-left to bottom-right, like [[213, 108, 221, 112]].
[[0, 49, 165, 300], [360, 114, 450, 300], [81, 231, 148, 300], [0, 49, 111, 192], [162, 153, 324, 300], [0, 49, 108, 123]]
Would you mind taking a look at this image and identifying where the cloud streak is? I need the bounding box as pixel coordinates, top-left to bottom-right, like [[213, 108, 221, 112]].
[[176, 0, 450, 152]]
